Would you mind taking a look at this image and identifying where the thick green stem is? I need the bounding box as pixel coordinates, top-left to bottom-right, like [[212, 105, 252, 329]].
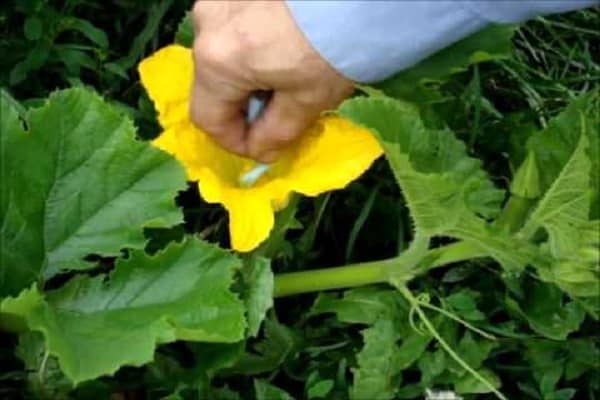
[[274, 258, 397, 298], [274, 240, 486, 297]]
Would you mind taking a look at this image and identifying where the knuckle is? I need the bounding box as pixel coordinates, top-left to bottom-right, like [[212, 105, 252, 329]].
[[192, 2, 202, 18], [191, 109, 219, 134], [193, 36, 239, 70]]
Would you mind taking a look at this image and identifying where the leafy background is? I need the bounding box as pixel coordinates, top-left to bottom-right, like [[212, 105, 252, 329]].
[[1, 1, 599, 399]]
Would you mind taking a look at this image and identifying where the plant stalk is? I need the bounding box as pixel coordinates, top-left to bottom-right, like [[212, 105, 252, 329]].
[[274, 240, 486, 297]]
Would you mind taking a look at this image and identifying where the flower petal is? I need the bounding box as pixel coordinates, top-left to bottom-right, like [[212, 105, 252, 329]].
[[138, 45, 193, 128], [152, 122, 281, 252], [221, 187, 275, 252], [280, 116, 383, 196], [140, 46, 382, 253], [152, 122, 245, 185]]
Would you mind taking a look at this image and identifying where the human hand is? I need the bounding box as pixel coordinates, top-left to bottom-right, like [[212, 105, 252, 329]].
[[190, 0, 354, 162]]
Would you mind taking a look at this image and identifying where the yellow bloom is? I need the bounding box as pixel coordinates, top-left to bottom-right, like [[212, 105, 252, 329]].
[[138, 45, 383, 252]]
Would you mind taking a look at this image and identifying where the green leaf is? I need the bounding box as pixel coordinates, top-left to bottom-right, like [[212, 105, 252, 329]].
[[541, 219, 600, 299], [339, 96, 503, 237], [519, 93, 599, 297], [254, 380, 295, 400], [175, 12, 194, 48], [56, 48, 97, 76], [351, 319, 403, 400], [103, 62, 129, 80], [231, 319, 299, 375], [241, 256, 273, 337], [565, 339, 600, 380], [377, 25, 515, 103], [255, 195, 301, 259], [338, 95, 536, 271], [113, 0, 172, 71], [454, 368, 501, 394], [2, 238, 246, 384], [525, 340, 567, 397], [525, 92, 599, 199], [451, 332, 497, 374], [510, 151, 541, 199], [0, 88, 186, 296], [9, 43, 50, 85], [24, 16, 43, 41], [525, 91, 599, 228], [507, 279, 585, 340], [520, 118, 592, 257], [395, 329, 432, 370], [61, 17, 109, 48], [188, 342, 244, 377], [417, 349, 447, 387], [306, 372, 334, 399], [310, 287, 405, 326], [548, 389, 577, 400], [16, 332, 72, 398], [445, 290, 486, 321]]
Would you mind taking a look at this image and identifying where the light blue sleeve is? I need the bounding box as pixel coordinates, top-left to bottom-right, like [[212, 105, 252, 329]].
[[286, 0, 598, 82]]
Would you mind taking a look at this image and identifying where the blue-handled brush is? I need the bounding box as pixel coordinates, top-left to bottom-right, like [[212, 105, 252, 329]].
[[239, 95, 271, 187]]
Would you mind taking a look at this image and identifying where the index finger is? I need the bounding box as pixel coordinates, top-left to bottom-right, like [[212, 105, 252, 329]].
[[189, 40, 250, 155]]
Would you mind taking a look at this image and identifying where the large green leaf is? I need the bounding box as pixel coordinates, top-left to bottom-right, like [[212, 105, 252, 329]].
[[520, 92, 599, 244], [0, 88, 186, 296], [521, 118, 591, 256], [519, 92, 599, 297], [241, 256, 273, 337], [1, 238, 246, 384], [338, 96, 537, 271], [339, 96, 504, 237], [377, 25, 515, 103], [525, 93, 599, 200]]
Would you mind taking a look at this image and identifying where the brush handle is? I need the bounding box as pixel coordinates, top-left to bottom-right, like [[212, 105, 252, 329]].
[[246, 95, 267, 124], [240, 93, 272, 187]]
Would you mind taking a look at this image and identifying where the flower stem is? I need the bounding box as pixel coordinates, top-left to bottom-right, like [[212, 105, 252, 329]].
[[273, 240, 485, 297]]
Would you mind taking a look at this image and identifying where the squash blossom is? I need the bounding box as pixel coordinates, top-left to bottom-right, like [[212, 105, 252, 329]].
[[138, 45, 383, 252]]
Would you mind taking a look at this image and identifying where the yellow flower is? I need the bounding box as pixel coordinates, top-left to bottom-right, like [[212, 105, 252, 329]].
[[138, 45, 383, 252]]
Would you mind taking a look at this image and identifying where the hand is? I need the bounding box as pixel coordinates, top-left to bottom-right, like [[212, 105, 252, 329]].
[[190, 0, 354, 162]]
